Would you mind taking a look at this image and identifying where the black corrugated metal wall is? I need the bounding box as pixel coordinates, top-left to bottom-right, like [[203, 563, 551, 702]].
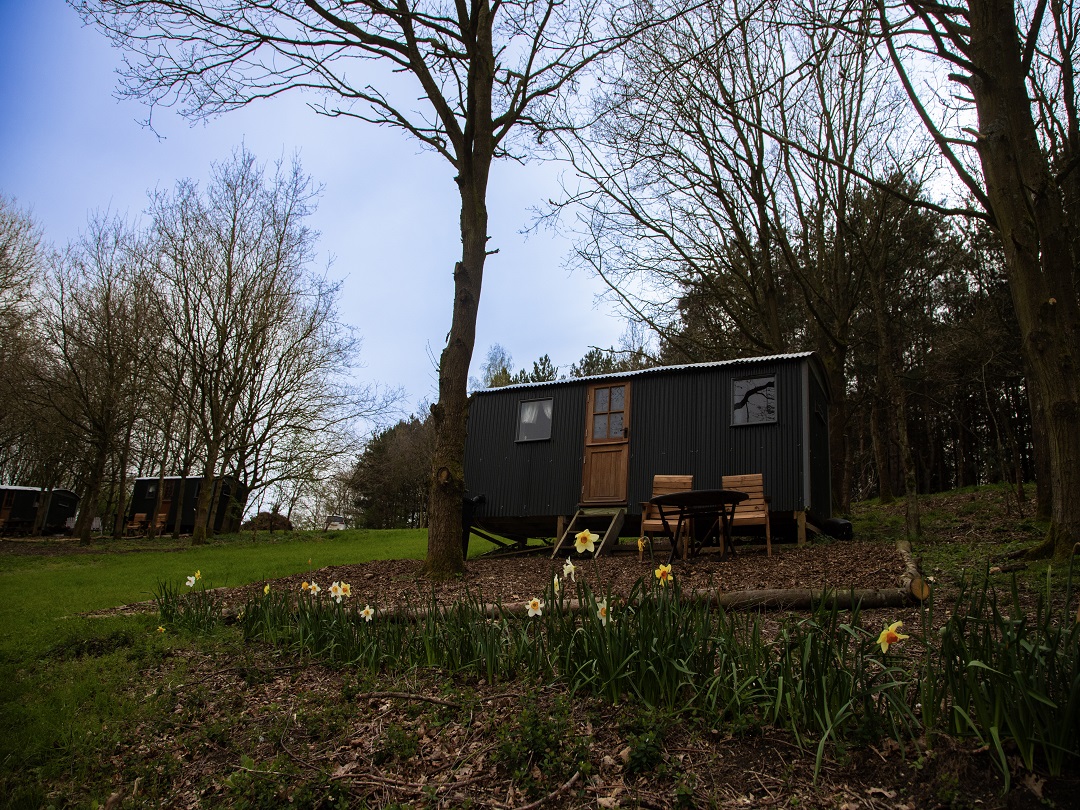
[[464, 384, 586, 518]]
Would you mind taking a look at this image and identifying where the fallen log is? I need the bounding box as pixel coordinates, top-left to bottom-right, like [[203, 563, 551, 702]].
[[896, 539, 932, 601], [357, 585, 919, 623]]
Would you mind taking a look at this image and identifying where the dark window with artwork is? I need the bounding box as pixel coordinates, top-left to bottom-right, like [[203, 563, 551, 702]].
[[732, 376, 777, 425], [517, 398, 554, 441]]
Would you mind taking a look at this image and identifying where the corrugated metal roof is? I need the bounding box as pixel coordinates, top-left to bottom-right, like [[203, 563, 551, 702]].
[[473, 352, 819, 395], [0, 486, 77, 494]]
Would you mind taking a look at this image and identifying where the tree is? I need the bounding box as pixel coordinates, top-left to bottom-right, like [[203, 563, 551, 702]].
[[347, 415, 435, 528], [474, 344, 515, 389], [148, 148, 354, 543], [73, 0, 678, 577], [0, 197, 44, 479], [879, 0, 1080, 557], [555, 0, 922, 512], [38, 216, 155, 543]]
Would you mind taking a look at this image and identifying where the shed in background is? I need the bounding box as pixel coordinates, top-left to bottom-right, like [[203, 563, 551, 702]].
[[126, 476, 246, 535], [464, 352, 831, 544], [0, 486, 80, 535]]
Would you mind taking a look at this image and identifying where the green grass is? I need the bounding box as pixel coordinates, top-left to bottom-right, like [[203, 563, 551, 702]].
[[0, 528, 435, 657], [0, 528, 451, 807]]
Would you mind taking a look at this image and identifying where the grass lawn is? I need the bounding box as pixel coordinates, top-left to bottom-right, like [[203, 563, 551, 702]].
[[0, 528, 436, 658]]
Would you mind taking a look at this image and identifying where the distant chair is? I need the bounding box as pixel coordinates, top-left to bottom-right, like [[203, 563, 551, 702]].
[[638, 474, 694, 558], [126, 512, 148, 536]]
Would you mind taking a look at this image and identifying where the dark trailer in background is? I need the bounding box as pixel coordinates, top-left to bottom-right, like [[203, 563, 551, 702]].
[[464, 352, 831, 544], [0, 486, 80, 535], [126, 476, 246, 535]]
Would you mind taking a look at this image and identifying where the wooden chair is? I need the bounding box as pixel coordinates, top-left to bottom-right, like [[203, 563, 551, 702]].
[[126, 513, 147, 535], [639, 474, 694, 559], [721, 473, 772, 556]]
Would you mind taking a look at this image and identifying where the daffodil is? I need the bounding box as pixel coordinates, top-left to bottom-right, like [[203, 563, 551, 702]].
[[340, 582, 351, 598], [574, 529, 598, 554], [596, 597, 610, 627], [156, 626, 165, 634], [553, 575, 560, 594], [527, 598, 543, 617], [563, 557, 577, 581], [263, 583, 270, 595], [877, 621, 909, 653], [185, 575, 197, 588], [309, 582, 322, 596], [637, 537, 645, 554], [330, 582, 344, 602], [360, 605, 374, 622], [194, 570, 201, 580], [654, 563, 673, 586], [301, 581, 311, 591]]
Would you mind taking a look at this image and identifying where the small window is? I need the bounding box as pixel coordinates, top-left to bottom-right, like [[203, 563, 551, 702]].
[[517, 398, 554, 441], [732, 376, 777, 425]]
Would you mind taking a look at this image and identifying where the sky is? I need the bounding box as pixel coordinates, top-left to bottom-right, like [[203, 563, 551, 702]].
[[0, 0, 629, 419]]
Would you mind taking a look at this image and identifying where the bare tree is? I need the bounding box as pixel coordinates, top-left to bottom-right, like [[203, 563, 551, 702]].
[[148, 148, 337, 543], [72, 0, 682, 576], [38, 216, 155, 543], [554, 0, 924, 513], [0, 197, 44, 481], [878, 0, 1080, 558]]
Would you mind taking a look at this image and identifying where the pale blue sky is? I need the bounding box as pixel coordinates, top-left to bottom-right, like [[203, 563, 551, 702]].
[[0, 0, 627, 415]]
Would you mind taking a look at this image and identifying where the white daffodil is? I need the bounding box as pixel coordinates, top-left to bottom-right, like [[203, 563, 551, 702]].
[[596, 597, 610, 627], [563, 558, 577, 582], [360, 605, 374, 622], [527, 597, 543, 618]]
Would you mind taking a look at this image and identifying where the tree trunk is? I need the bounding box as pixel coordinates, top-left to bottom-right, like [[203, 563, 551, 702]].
[[192, 443, 220, 545], [171, 473, 188, 539], [74, 441, 110, 544], [968, 0, 1080, 559], [1025, 367, 1053, 521], [423, 8, 497, 579], [426, 174, 491, 578], [821, 344, 851, 514], [868, 261, 921, 538], [870, 395, 895, 503]]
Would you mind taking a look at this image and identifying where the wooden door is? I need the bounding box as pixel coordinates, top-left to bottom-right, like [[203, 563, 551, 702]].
[[581, 381, 631, 504]]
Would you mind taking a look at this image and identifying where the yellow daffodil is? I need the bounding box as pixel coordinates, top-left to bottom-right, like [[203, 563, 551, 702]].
[[156, 626, 165, 634], [527, 597, 543, 617], [301, 581, 311, 591], [596, 597, 610, 627], [340, 582, 351, 598], [553, 575, 560, 594], [263, 583, 270, 595], [574, 529, 598, 554], [563, 557, 577, 581], [877, 621, 909, 653], [637, 537, 645, 553], [655, 563, 673, 586], [360, 605, 374, 622]]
